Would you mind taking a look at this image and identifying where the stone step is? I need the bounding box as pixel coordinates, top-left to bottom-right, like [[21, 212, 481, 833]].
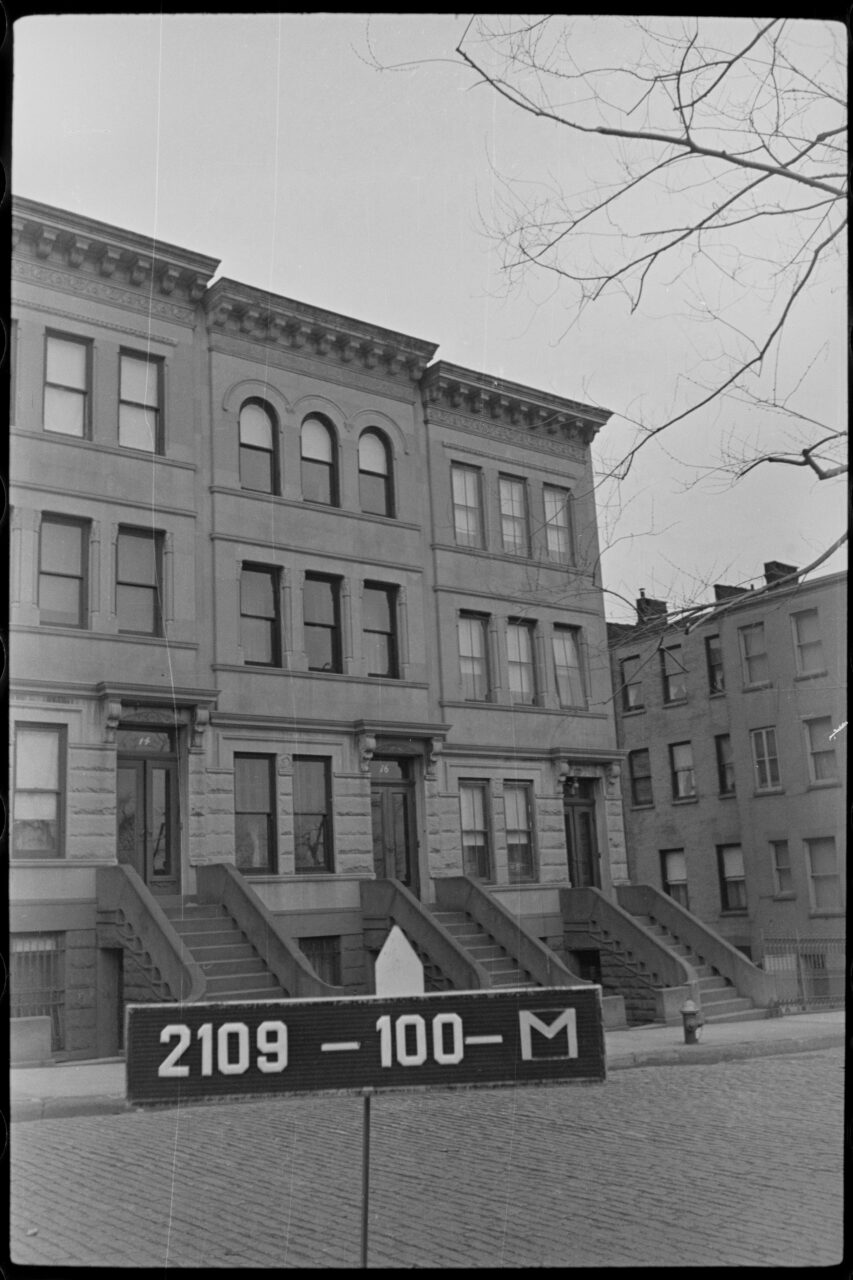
[[168, 915, 243, 935], [214, 988, 288, 1002], [189, 942, 257, 963], [491, 978, 538, 989], [205, 970, 281, 994], [198, 957, 270, 979], [431, 911, 470, 927], [465, 944, 507, 962], [479, 956, 522, 973], [173, 928, 248, 950], [163, 903, 228, 921]]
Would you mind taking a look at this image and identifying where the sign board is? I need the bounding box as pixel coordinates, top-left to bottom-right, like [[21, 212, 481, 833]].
[[126, 986, 605, 1107]]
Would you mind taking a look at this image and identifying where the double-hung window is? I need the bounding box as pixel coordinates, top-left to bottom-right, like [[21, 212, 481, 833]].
[[739, 623, 770, 686], [628, 749, 653, 806], [792, 610, 825, 676], [705, 635, 724, 693], [669, 742, 696, 800], [13, 725, 65, 858], [304, 575, 342, 673], [552, 626, 586, 707], [498, 475, 528, 555], [39, 516, 88, 628], [715, 734, 735, 795], [803, 717, 837, 784], [717, 844, 747, 911], [240, 565, 280, 666], [116, 527, 163, 635], [458, 613, 490, 700], [293, 757, 333, 873], [620, 656, 644, 711], [507, 620, 536, 704], [750, 727, 780, 791], [119, 351, 163, 453], [661, 849, 689, 909], [504, 782, 535, 882], [363, 583, 398, 678], [661, 643, 687, 702], [451, 465, 483, 547], [239, 400, 278, 494], [234, 755, 276, 873], [301, 416, 338, 505], [805, 837, 842, 913], [459, 782, 491, 880], [771, 840, 793, 896], [543, 486, 573, 562], [358, 431, 393, 517], [44, 333, 90, 437]]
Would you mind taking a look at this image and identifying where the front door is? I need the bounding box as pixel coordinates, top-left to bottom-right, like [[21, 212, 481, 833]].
[[116, 728, 180, 894], [564, 780, 600, 889], [369, 758, 419, 894]]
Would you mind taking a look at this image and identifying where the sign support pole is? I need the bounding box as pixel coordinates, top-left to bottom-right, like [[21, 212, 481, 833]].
[[361, 1087, 373, 1268]]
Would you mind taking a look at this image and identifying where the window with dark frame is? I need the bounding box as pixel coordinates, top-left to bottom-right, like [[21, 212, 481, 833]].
[[543, 485, 573, 562], [552, 626, 586, 707], [715, 734, 735, 795], [750, 726, 780, 791], [239, 400, 278, 494], [119, 350, 163, 453], [39, 516, 88, 628], [661, 643, 687, 702], [458, 613, 490, 700], [451, 464, 483, 547], [805, 836, 842, 912], [299, 936, 342, 986], [358, 431, 394, 517], [661, 849, 689, 909], [804, 717, 837, 783], [771, 840, 793, 895], [459, 782, 491, 880], [705, 634, 724, 693], [669, 741, 696, 799], [498, 475, 528, 555], [739, 622, 770, 686], [293, 757, 333, 873], [116, 527, 163, 635], [628, 749, 653, 805], [620, 655, 644, 711], [44, 332, 90, 437], [717, 843, 747, 911], [10, 934, 66, 1051], [13, 725, 65, 858], [304, 575, 342, 673], [507, 620, 536, 703], [792, 610, 825, 676], [240, 565, 280, 666], [301, 415, 338, 505], [505, 782, 535, 882], [234, 754, 276, 874], [363, 582, 398, 678]]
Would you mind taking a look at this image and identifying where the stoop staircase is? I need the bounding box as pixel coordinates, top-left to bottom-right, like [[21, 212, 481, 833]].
[[429, 908, 538, 989], [162, 901, 287, 1001], [630, 913, 756, 1022]]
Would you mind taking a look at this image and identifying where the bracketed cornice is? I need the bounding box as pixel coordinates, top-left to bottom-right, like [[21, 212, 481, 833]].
[[205, 278, 438, 384], [421, 360, 611, 446], [12, 197, 220, 308]]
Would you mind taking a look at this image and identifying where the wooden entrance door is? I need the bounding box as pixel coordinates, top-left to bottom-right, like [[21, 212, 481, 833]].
[[369, 758, 418, 894], [564, 780, 600, 889], [116, 728, 180, 894]]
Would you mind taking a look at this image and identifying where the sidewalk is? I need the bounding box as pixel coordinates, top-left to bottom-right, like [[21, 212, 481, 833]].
[[10, 1009, 845, 1123]]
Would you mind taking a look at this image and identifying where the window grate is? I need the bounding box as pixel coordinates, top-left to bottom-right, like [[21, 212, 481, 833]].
[[10, 934, 66, 1050]]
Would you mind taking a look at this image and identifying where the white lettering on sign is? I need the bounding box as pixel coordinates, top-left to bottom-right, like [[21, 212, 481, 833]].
[[375, 1012, 466, 1068], [157, 1020, 288, 1078], [518, 1009, 578, 1061], [465, 1034, 503, 1046], [321, 1041, 361, 1052]]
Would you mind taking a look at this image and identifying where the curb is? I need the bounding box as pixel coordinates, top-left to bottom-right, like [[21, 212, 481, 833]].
[[10, 1034, 844, 1121]]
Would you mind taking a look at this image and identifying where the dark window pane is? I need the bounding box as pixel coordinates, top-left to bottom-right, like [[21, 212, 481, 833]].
[[293, 760, 327, 811], [302, 458, 333, 504], [117, 584, 156, 633], [242, 617, 274, 664], [41, 522, 82, 575], [240, 446, 274, 493], [304, 577, 335, 625], [118, 533, 157, 585], [363, 586, 391, 632], [241, 569, 275, 617], [294, 815, 328, 871], [305, 625, 335, 671], [39, 575, 81, 626], [365, 631, 392, 677], [359, 472, 389, 515], [235, 814, 272, 871]]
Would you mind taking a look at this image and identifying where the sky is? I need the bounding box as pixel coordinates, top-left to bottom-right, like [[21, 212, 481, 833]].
[[10, 13, 847, 622]]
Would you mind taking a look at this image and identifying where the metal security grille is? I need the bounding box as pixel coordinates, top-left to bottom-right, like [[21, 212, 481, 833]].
[[10, 933, 66, 1050], [299, 936, 342, 987], [762, 936, 845, 1010]]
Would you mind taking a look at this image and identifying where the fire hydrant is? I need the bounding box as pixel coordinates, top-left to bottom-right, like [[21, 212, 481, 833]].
[[681, 999, 703, 1044]]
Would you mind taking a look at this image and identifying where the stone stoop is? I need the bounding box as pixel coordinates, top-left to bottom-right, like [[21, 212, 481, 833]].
[[630, 914, 757, 1022], [429, 908, 538, 989], [162, 901, 288, 1001]]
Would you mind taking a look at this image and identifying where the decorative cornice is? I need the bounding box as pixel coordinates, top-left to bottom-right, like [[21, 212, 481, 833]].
[[13, 258, 200, 324], [11, 297, 181, 345], [12, 196, 219, 309], [432, 408, 587, 462], [422, 360, 610, 447], [204, 278, 438, 385]]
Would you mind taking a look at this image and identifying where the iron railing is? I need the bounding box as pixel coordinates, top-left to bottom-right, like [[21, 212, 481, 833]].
[[10, 933, 66, 1051], [761, 936, 846, 1010]]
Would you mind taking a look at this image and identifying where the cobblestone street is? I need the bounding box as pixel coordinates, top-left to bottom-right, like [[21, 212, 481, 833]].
[[10, 1048, 843, 1268]]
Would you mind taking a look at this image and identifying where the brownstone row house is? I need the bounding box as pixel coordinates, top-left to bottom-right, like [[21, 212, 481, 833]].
[[609, 569, 846, 1006]]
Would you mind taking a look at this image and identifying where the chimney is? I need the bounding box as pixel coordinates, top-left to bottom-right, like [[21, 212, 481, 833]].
[[713, 583, 749, 601], [636, 589, 668, 625], [764, 561, 799, 588]]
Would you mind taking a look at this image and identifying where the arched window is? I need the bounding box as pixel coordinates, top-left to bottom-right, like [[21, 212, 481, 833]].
[[358, 430, 394, 517], [301, 415, 338, 505], [239, 400, 278, 494]]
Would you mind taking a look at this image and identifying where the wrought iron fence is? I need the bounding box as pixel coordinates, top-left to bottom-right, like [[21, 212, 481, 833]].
[[761, 936, 846, 1011], [10, 933, 66, 1050]]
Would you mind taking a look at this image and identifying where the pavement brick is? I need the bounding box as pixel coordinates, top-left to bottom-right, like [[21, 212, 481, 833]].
[[10, 1047, 843, 1268]]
